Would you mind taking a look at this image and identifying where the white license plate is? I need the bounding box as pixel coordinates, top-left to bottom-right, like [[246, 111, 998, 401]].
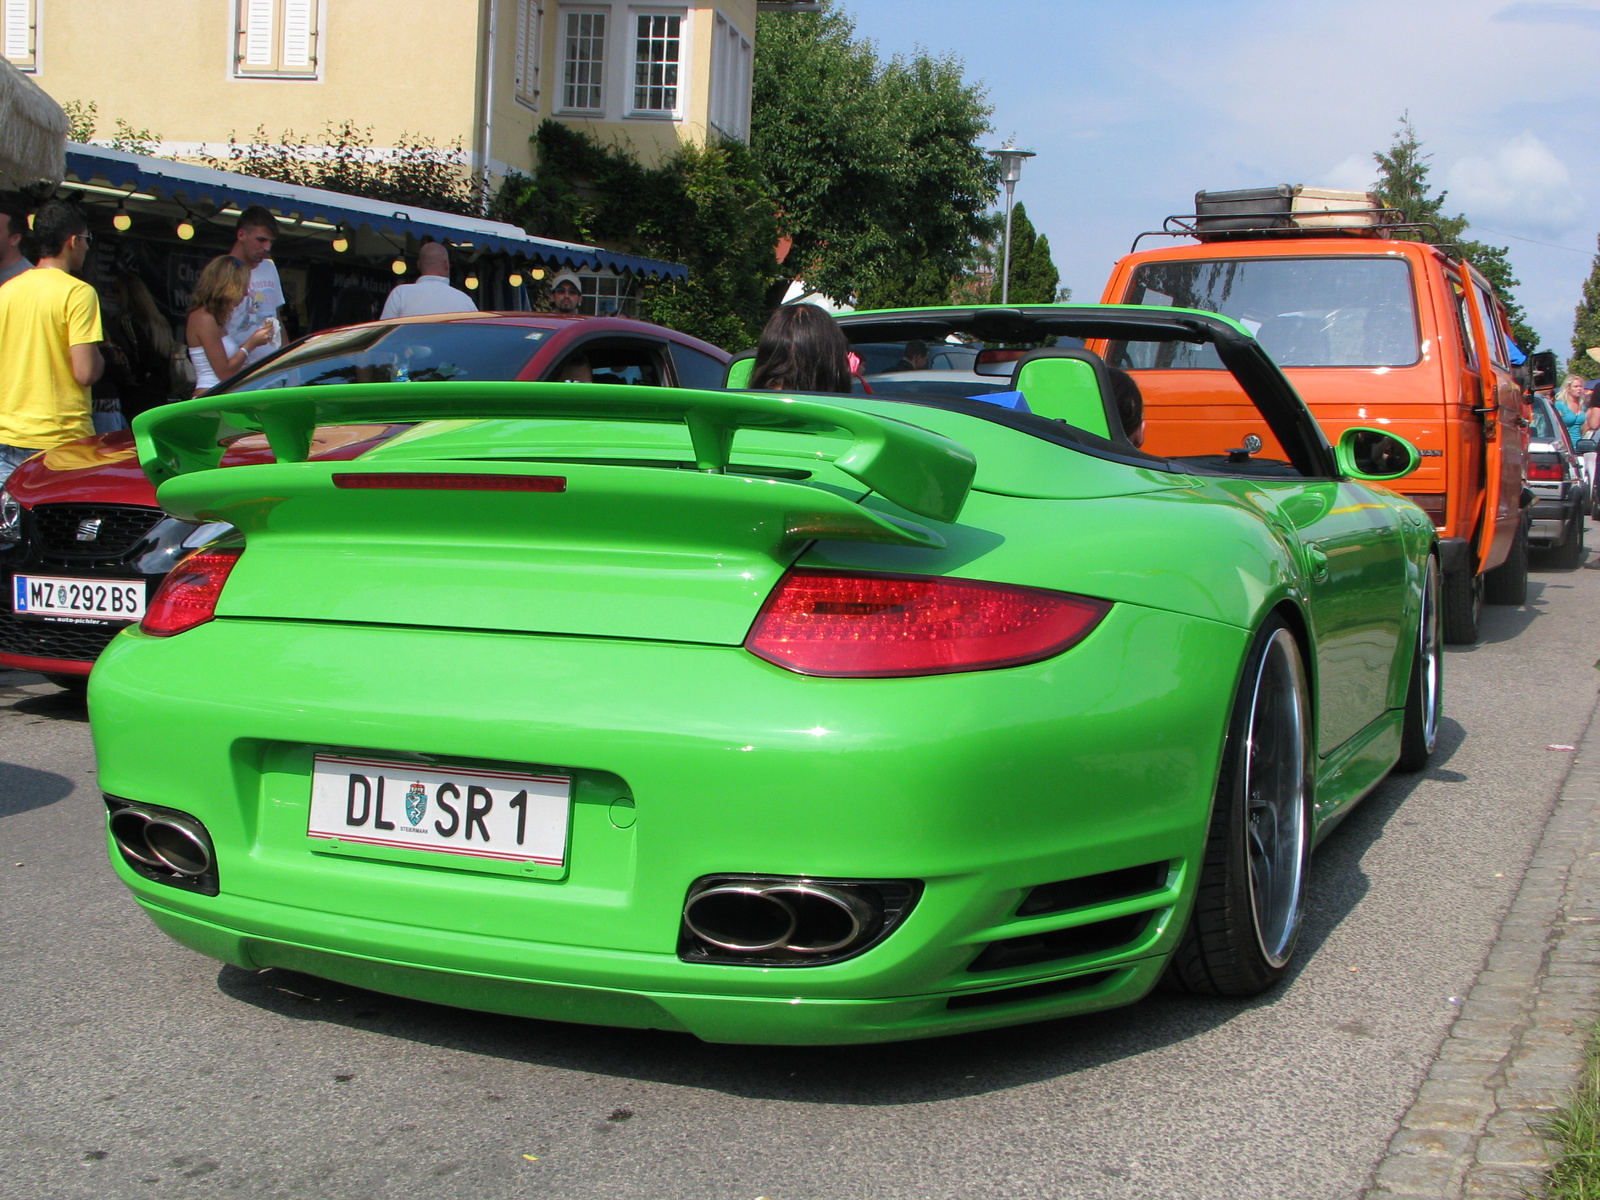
[[12, 574, 146, 620], [308, 753, 570, 867]]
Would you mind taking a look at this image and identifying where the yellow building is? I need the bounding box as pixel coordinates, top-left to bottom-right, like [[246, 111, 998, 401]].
[[4, 0, 761, 176]]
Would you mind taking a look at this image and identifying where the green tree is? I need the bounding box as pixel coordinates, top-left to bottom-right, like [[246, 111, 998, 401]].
[[492, 121, 777, 348], [1372, 114, 1538, 350], [752, 0, 999, 309], [986, 203, 1059, 304], [1569, 236, 1600, 378]]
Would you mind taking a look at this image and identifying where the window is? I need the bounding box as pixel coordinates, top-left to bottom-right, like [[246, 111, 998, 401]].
[[4, 0, 36, 72], [233, 0, 320, 79], [579, 272, 638, 316], [228, 324, 550, 393], [561, 9, 606, 111], [1114, 257, 1421, 369], [631, 10, 682, 114], [515, 0, 543, 109], [709, 13, 752, 140], [670, 342, 727, 389]]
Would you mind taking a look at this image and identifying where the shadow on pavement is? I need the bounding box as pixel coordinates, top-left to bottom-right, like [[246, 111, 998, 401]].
[[0, 760, 78, 817], [211, 729, 1469, 1106]]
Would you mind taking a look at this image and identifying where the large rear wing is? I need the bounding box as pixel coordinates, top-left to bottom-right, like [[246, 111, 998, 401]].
[[132, 381, 978, 524]]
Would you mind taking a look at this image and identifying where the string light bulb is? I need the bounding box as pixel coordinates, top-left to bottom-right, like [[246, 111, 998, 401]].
[[530, 267, 546, 281], [332, 231, 349, 253], [507, 272, 523, 288], [391, 258, 407, 275], [112, 205, 132, 232], [464, 275, 479, 290], [175, 220, 195, 240]]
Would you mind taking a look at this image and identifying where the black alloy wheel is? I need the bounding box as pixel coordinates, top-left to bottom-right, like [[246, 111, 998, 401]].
[[1166, 617, 1312, 996], [1396, 555, 1442, 772]]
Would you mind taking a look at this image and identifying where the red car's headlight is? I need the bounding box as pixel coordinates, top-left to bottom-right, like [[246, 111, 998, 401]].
[[141, 548, 243, 637], [745, 569, 1111, 678]]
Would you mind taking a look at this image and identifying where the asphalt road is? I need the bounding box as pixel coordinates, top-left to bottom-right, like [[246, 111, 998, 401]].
[[4, 556, 1599, 1200]]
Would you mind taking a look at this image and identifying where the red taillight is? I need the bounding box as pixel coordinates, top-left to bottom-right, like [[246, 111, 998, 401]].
[[333, 473, 567, 492], [1527, 461, 1563, 481], [745, 570, 1111, 678], [141, 549, 243, 637]]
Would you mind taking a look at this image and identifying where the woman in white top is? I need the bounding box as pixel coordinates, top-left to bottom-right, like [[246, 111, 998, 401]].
[[186, 256, 274, 394]]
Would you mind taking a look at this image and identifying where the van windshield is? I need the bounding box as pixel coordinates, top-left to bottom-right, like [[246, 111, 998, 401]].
[[1111, 256, 1420, 369]]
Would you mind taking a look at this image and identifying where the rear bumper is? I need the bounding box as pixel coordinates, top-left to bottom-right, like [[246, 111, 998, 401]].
[[136, 895, 1166, 1045], [1529, 495, 1580, 546], [0, 649, 93, 676], [90, 608, 1246, 1043]]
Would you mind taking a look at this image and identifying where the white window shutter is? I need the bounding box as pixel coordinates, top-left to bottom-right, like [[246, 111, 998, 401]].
[[281, 0, 312, 67], [515, 0, 528, 92], [244, 0, 275, 66], [5, 0, 30, 60]]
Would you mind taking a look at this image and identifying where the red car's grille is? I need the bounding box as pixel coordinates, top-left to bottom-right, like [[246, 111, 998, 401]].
[[30, 504, 163, 559]]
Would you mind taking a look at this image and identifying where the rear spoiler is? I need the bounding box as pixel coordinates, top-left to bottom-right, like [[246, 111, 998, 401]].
[[132, 381, 977, 524]]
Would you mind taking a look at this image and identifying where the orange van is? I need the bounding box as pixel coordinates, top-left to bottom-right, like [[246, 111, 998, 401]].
[[1096, 187, 1530, 643]]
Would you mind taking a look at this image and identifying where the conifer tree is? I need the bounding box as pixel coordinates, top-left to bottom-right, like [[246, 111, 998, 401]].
[[1569, 235, 1600, 378], [1372, 115, 1538, 350], [987, 203, 1060, 305]]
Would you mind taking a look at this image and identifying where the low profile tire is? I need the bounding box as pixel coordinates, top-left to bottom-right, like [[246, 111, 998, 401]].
[[1396, 555, 1442, 772], [1483, 518, 1528, 605], [1441, 563, 1482, 645], [1166, 618, 1312, 997]]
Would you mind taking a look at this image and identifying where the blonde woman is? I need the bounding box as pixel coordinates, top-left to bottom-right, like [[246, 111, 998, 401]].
[[186, 256, 273, 394]]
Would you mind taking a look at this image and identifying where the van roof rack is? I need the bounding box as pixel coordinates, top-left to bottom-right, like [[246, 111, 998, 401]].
[[1130, 213, 1444, 253]]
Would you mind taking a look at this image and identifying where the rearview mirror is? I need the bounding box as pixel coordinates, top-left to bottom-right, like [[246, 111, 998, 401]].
[[973, 349, 1027, 377], [1335, 427, 1421, 482]]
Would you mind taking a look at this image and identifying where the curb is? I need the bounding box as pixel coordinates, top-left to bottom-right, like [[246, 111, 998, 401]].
[[1363, 700, 1600, 1198]]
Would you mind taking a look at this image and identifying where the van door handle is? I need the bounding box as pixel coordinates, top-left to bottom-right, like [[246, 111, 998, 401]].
[[1306, 545, 1330, 583]]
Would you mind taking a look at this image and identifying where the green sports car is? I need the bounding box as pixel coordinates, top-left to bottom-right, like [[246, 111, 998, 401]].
[[88, 305, 1441, 1044]]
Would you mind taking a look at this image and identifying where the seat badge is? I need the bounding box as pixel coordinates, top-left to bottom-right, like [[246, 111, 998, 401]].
[[75, 517, 102, 542]]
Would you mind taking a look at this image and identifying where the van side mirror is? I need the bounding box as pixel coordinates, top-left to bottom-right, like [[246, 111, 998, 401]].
[[1577, 438, 1597, 455], [1335, 427, 1421, 481]]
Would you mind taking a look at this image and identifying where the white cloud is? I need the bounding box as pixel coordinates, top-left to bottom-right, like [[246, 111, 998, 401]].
[[1445, 132, 1582, 234], [1318, 153, 1377, 193]]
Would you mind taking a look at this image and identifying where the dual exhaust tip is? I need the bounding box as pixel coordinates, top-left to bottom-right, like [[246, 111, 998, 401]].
[[682, 877, 888, 963], [108, 805, 213, 880]]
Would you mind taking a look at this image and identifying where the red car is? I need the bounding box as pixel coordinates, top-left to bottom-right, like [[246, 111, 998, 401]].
[[0, 313, 730, 686]]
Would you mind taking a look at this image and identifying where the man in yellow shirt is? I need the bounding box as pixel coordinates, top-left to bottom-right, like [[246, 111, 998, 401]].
[[0, 201, 104, 486]]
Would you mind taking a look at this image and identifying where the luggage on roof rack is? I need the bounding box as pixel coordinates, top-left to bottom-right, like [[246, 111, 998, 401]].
[[1185, 185, 1398, 240]]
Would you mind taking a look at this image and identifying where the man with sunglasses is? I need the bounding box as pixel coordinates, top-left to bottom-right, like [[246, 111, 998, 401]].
[[548, 271, 584, 315], [0, 200, 102, 485]]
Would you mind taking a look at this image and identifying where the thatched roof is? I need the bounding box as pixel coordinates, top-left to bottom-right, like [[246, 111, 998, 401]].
[[0, 58, 66, 190]]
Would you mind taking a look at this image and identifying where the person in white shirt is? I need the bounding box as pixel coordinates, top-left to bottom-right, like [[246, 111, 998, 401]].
[[380, 243, 478, 319], [222, 205, 286, 366]]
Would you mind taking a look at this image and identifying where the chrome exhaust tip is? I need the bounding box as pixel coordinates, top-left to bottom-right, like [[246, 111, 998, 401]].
[[108, 808, 163, 868], [765, 884, 875, 955], [143, 818, 213, 877], [682, 885, 798, 952]]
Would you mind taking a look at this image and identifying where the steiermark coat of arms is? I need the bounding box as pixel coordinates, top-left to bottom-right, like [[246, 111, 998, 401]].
[[405, 782, 428, 826]]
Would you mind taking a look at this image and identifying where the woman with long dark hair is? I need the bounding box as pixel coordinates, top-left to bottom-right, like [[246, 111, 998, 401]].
[[748, 304, 853, 394]]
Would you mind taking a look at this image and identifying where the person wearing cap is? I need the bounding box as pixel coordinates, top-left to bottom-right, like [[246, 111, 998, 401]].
[[380, 242, 477, 319], [549, 271, 583, 315]]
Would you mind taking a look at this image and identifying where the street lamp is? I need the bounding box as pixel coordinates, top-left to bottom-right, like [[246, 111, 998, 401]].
[[988, 144, 1036, 305]]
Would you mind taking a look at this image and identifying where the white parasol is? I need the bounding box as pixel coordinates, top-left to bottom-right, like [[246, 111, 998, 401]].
[[0, 57, 67, 190]]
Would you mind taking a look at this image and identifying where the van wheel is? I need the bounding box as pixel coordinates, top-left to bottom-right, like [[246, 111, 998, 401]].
[[1483, 518, 1529, 605], [1441, 564, 1482, 645], [1396, 556, 1442, 772], [1166, 619, 1311, 996]]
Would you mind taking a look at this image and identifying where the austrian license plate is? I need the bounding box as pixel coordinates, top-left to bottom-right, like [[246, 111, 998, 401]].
[[12, 574, 146, 620], [308, 753, 571, 868]]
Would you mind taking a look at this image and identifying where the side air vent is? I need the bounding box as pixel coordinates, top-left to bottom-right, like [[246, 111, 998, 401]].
[[969, 913, 1150, 973], [947, 970, 1115, 1011], [1017, 861, 1170, 917]]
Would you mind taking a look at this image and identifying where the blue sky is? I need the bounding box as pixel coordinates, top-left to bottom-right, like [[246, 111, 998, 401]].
[[842, 0, 1597, 356]]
